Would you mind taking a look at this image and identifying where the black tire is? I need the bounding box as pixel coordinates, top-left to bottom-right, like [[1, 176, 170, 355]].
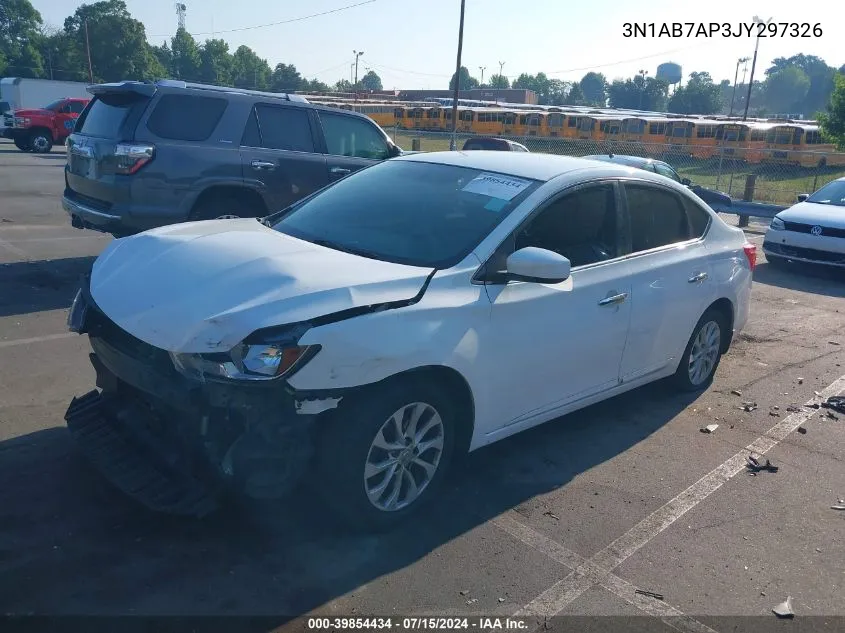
[[190, 192, 256, 221], [28, 130, 53, 153], [314, 378, 459, 532], [13, 137, 31, 151], [672, 308, 728, 392]]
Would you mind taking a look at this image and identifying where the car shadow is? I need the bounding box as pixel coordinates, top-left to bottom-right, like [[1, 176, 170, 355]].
[[0, 256, 95, 317], [753, 260, 845, 298], [0, 381, 699, 625]]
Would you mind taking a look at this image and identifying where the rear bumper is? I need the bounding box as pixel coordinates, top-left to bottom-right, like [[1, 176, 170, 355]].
[[62, 193, 123, 234], [763, 241, 845, 268]]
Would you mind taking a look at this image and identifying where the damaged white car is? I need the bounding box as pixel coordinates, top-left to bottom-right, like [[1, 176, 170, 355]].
[[65, 151, 754, 529]]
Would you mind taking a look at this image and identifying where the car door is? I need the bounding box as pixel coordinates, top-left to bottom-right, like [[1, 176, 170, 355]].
[[239, 103, 329, 213], [618, 181, 715, 382], [56, 101, 84, 135], [478, 181, 633, 431], [316, 110, 392, 182]]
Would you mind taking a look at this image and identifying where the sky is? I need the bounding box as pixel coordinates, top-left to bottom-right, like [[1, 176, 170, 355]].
[[31, 0, 844, 90]]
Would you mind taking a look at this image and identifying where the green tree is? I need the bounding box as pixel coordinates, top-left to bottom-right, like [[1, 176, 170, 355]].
[[150, 41, 172, 74], [449, 66, 478, 90], [302, 78, 330, 92], [335, 78, 353, 92], [580, 72, 607, 106], [764, 66, 810, 114], [667, 71, 723, 114], [231, 44, 271, 89], [818, 72, 845, 148], [360, 70, 382, 91], [63, 0, 159, 82], [0, 0, 45, 77], [488, 73, 508, 89], [565, 82, 584, 105], [546, 79, 568, 106], [270, 63, 302, 92], [766, 54, 834, 116], [198, 38, 232, 85], [608, 76, 667, 110], [170, 27, 200, 80]]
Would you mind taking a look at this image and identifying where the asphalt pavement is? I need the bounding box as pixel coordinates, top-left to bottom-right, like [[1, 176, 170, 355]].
[[0, 138, 843, 632]]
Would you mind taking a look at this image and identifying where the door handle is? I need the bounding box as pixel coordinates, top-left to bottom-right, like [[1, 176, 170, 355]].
[[598, 292, 628, 306], [251, 160, 276, 170], [688, 272, 708, 283], [330, 167, 351, 176]]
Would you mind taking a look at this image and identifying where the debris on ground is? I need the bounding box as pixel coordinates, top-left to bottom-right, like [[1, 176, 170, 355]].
[[797, 377, 804, 384], [740, 401, 758, 412], [798, 427, 807, 434], [814, 391, 821, 397], [635, 589, 664, 600], [831, 505, 845, 511], [746, 455, 779, 473], [466, 598, 477, 605], [498, 597, 505, 603], [731, 389, 743, 396], [827, 412, 840, 421], [700, 424, 719, 434], [772, 405, 780, 410], [460, 590, 469, 596], [807, 403, 820, 409], [787, 406, 801, 413], [769, 411, 780, 417], [821, 396, 845, 414], [772, 596, 794, 618], [829, 341, 841, 346], [543, 510, 560, 521]]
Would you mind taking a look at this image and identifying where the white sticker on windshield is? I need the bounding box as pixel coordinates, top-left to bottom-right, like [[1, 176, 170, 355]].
[[461, 172, 532, 201]]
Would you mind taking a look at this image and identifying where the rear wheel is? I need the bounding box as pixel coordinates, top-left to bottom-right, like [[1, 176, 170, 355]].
[[13, 137, 31, 151], [673, 308, 727, 392], [314, 379, 458, 531], [190, 191, 262, 221], [28, 130, 53, 153]]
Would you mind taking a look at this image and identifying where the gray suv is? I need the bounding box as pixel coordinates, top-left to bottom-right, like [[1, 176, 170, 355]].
[[63, 80, 403, 236]]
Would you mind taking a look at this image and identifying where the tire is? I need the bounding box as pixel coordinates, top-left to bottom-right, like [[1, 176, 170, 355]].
[[28, 130, 53, 153], [314, 378, 458, 531], [672, 308, 728, 392], [190, 192, 254, 221], [13, 137, 31, 151]]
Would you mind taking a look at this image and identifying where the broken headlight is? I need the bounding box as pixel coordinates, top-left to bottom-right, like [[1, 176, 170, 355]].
[[170, 343, 320, 382]]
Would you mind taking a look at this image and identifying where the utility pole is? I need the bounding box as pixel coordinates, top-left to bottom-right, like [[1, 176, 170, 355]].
[[729, 56, 749, 117], [84, 20, 94, 83], [353, 50, 364, 96], [743, 16, 772, 121], [638, 69, 648, 110], [47, 47, 53, 80], [496, 61, 505, 104], [478, 66, 486, 86], [449, 0, 466, 150]]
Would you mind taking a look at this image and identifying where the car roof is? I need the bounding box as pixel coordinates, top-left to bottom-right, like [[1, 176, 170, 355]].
[[396, 150, 652, 182], [582, 154, 660, 168]]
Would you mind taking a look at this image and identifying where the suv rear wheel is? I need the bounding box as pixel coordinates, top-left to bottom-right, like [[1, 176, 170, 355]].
[[29, 129, 53, 153], [190, 191, 262, 221]]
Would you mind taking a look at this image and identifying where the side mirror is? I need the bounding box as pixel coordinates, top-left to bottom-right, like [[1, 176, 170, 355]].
[[797, 193, 809, 202], [681, 177, 692, 186], [506, 247, 571, 283], [388, 144, 402, 158]]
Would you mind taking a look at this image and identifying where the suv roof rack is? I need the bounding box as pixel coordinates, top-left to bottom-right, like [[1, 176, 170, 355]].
[[178, 81, 309, 103]]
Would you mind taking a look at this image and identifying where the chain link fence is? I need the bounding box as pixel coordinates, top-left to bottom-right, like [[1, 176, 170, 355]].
[[386, 127, 845, 207]]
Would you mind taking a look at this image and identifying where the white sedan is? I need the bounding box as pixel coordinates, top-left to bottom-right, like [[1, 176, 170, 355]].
[[64, 151, 755, 530], [763, 177, 845, 269]]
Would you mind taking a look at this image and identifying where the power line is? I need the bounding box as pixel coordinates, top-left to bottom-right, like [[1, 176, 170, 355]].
[[149, 0, 381, 38]]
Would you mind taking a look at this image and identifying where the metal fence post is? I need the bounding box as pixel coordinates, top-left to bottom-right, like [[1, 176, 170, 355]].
[[411, 138, 421, 152], [739, 174, 756, 228], [716, 143, 725, 190], [812, 172, 819, 193]]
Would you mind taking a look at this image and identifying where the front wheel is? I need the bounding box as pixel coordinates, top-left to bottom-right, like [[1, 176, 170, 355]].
[[314, 379, 458, 531], [673, 308, 727, 392], [29, 130, 53, 153]]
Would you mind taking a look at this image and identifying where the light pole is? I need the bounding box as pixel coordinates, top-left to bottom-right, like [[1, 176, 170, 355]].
[[496, 60, 505, 104], [729, 56, 750, 117], [478, 66, 486, 87], [637, 69, 648, 110], [449, 0, 466, 151], [742, 16, 772, 121], [353, 50, 364, 95]]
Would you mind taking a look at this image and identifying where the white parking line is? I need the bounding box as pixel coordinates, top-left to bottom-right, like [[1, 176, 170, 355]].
[[0, 332, 77, 349], [495, 373, 845, 627]]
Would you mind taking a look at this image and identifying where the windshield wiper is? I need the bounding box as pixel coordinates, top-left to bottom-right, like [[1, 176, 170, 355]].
[[309, 238, 384, 260]]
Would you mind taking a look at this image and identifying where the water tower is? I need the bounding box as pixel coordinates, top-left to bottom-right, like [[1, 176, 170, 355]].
[[656, 62, 682, 92]]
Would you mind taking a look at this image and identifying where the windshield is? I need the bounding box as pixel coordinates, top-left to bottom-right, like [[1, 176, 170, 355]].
[[807, 180, 845, 207], [43, 99, 64, 111], [271, 160, 541, 268]]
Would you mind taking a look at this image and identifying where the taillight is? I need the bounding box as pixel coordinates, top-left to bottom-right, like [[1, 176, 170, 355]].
[[743, 243, 757, 271], [114, 143, 154, 175]]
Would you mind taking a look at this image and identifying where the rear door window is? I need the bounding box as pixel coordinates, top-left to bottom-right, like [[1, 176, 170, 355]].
[[244, 105, 315, 152], [318, 112, 390, 159], [68, 101, 86, 114], [76, 94, 148, 138], [624, 184, 692, 253], [146, 94, 227, 141]]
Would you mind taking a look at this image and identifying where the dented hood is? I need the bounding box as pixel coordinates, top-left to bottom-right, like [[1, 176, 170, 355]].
[[89, 219, 433, 353]]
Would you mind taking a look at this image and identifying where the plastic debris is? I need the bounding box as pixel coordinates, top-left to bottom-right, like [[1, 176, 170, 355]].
[[831, 505, 845, 511], [829, 341, 841, 346], [821, 396, 845, 414], [460, 590, 469, 596], [731, 389, 743, 396], [772, 596, 794, 618], [498, 597, 505, 603], [827, 412, 839, 421], [740, 401, 758, 412], [466, 598, 477, 605], [797, 378, 804, 384], [787, 406, 801, 413], [700, 424, 719, 434], [769, 411, 780, 417], [746, 455, 779, 473], [798, 427, 807, 434], [635, 589, 664, 600], [543, 510, 560, 521]]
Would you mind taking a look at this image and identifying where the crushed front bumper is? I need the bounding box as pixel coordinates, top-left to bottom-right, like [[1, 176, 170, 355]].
[[64, 281, 323, 515]]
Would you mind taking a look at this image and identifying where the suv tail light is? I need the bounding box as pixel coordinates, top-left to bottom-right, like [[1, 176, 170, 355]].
[[743, 243, 757, 271], [114, 143, 155, 175]]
